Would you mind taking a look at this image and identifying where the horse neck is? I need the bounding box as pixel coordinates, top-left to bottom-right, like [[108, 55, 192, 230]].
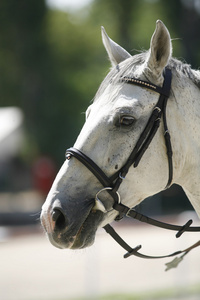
[[171, 73, 200, 216]]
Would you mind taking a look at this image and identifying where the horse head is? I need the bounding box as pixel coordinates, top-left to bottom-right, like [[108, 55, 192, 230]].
[[40, 20, 200, 250]]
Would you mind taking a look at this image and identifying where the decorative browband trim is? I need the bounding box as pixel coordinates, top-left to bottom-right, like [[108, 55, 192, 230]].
[[122, 76, 157, 89], [121, 76, 164, 95]]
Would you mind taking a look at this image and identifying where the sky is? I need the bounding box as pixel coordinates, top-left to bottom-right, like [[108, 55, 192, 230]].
[[46, 0, 93, 11]]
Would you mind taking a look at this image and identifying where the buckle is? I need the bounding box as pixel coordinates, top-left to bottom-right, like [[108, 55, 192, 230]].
[[119, 172, 126, 180], [113, 202, 131, 221], [94, 187, 121, 213]]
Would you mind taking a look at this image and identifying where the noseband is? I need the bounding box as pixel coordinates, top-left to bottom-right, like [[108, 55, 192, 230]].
[[66, 68, 200, 268]]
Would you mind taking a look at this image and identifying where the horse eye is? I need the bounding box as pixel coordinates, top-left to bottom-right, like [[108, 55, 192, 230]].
[[120, 116, 135, 126]]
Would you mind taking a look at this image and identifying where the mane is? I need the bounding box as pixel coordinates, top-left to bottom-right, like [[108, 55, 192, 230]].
[[94, 52, 200, 102], [169, 58, 200, 88]]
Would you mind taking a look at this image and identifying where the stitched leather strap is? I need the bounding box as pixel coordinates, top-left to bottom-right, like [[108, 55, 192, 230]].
[[65, 68, 200, 262], [113, 202, 200, 236], [66, 147, 112, 188], [103, 224, 183, 259]]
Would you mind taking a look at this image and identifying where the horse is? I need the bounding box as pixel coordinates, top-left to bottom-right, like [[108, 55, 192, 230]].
[[40, 20, 200, 257]]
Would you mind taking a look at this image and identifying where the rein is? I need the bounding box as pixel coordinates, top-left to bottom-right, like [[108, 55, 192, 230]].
[[66, 68, 200, 269]]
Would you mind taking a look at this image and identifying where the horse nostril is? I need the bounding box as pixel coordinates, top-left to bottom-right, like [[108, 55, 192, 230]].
[[52, 208, 68, 231], [52, 209, 61, 222]]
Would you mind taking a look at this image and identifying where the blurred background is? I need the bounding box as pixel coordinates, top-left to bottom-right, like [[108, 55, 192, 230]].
[[0, 0, 200, 299]]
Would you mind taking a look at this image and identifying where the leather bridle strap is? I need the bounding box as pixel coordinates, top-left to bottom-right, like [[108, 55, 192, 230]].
[[104, 223, 200, 261], [113, 202, 200, 236], [66, 148, 200, 235], [163, 96, 173, 189], [66, 147, 112, 188], [111, 68, 173, 193], [65, 68, 200, 263], [67, 69, 173, 194], [104, 224, 182, 259]]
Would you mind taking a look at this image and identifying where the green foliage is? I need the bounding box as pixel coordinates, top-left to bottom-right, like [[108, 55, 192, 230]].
[[1, 0, 200, 165], [0, 0, 109, 163]]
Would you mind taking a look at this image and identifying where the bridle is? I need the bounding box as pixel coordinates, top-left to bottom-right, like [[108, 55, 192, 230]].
[[66, 68, 200, 268]]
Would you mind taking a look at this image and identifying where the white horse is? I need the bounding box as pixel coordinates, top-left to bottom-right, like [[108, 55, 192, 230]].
[[41, 20, 200, 251]]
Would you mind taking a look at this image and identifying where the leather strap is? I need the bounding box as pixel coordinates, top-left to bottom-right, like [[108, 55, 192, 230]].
[[66, 148, 112, 188], [66, 69, 173, 193], [113, 202, 200, 236], [122, 71, 171, 98], [104, 223, 200, 261], [104, 224, 182, 259], [119, 68, 173, 187], [65, 68, 200, 263]]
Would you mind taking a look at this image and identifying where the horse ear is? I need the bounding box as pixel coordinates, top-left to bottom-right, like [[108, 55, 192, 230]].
[[145, 20, 172, 79], [101, 26, 131, 67]]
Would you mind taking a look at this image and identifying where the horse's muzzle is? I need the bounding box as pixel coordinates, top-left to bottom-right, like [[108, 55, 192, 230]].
[[40, 200, 104, 249]]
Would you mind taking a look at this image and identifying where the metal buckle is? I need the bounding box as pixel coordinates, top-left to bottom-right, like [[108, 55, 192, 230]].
[[119, 172, 126, 180], [94, 187, 121, 213], [153, 106, 161, 113], [65, 152, 71, 160]]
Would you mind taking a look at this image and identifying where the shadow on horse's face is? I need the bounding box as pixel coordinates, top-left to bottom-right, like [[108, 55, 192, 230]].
[[40, 87, 150, 249], [40, 155, 118, 249], [41, 196, 104, 249]]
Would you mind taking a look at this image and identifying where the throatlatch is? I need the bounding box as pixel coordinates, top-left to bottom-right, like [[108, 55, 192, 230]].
[[66, 68, 200, 270]]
